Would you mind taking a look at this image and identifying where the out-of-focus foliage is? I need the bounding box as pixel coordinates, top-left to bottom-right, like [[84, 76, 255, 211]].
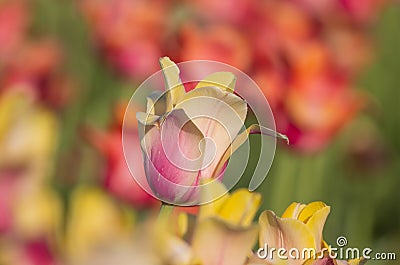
[[0, 0, 398, 264]]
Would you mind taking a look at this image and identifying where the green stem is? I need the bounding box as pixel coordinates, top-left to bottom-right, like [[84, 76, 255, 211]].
[[158, 203, 174, 224]]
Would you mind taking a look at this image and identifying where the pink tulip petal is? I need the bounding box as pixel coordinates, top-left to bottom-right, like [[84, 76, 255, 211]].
[[140, 108, 205, 204]]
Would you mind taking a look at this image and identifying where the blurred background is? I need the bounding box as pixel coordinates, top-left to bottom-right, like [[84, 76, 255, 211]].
[[0, 0, 398, 264]]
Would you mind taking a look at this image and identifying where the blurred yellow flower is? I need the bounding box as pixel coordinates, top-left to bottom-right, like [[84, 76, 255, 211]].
[[65, 186, 135, 263], [13, 187, 62, 240], [190, 182, 261, 265], [0, 88, 58, 182]]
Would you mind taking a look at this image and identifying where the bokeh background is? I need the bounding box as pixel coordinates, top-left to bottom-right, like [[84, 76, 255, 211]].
[[0, 0, 399, 264]]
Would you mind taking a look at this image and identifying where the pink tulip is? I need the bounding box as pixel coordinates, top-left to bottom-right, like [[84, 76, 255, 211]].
[[136, 57, 287, 205]]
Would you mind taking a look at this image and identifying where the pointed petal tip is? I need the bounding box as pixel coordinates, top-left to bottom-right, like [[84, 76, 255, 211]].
[[277, 132, 289, 145]]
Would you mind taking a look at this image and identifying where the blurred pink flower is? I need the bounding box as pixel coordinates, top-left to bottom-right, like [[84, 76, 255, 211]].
[[0, 40, 73, 109], [187, 0, 257, 25], [326, 27, 373, 75], [106, 40, 162, 80], [80, 0, 170, 80], [84, 127, 158, 208], [0, 239, 58, 265], [281, 73, 364, 152], [250, 0, 314, 62], [0, 0, 29, 63], [339, 0, 387, 23], [0, 172, 19, 233], [79, 0, 385, 153], [180, 23, 253, 72], [83, 102, 158, 209]]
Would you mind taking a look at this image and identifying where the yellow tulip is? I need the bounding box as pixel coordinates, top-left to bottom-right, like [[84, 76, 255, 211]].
[[65, 187, 134, 263], [13, 187, 62, 240], [248, 202, 366, 265], [191, 182, 261, 265]]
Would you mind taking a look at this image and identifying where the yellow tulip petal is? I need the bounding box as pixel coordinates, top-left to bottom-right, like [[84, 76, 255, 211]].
[[177, 213, 189, 237], [159, 234, 194, 265], [218, 189, 261, 227], [136, 112, 160, 126], [0, 90, 29, 140], [298, 202, 327, 223], [13, 188, 62, 239], [259, 211, 317, 257], [199, 180, 230, 220], [66, 187, 132, 260], [195, 72, 236, 92], [146, 91, 167, 116], [159, 57, 185, 111], [305, 206, 331, 252], [192, 218, 258, 265], [282, 202, 306, 219]]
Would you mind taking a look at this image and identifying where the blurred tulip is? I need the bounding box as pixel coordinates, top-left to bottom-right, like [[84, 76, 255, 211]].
[[0, 89, 59, 241], [326, 28, 372, 75], [78, 0, 384, 155], [252, 69, 286, 110], [0, 187, 61, 263], [65, 186, 134, 263], [0, 239, 58, 265], [3, 40, 61, 81], [339, 0, 387, 23], [106, 39, 163, 80], [180, 23, 253, 72], [0, 40, 73, 107], [286, 40, 331, 83], [191, 183, 261, 265], [250, 0, 314, 63], [80, 0, 169, 80], [0, 174, 17, 233], [13, 187, 62, 240], [281, 74, 363, 152], [0, 0, 28, 63], [187, 0, 256, 25], [84, 126, 158, 209], [0, 89, 58, 181]]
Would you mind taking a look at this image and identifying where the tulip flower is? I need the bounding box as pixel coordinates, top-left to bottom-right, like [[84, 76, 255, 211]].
[[191, 182, 261, 265], [80, 0, 169, 80], [248, 202, 365, 265], [141, 182, 261, 265], [137, 57, 287, 205], [65, 187, 134, 263], [282, 73, 363, 152], [180, 23, 253, 72]]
